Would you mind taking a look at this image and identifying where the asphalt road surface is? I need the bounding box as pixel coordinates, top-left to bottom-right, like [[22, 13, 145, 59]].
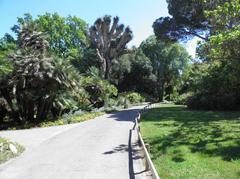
[[0, 107, 151, 179]]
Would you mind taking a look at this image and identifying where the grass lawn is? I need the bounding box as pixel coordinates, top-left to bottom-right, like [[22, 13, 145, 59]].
[[0, 138, 24, 164], [141, 104, 240, 179]]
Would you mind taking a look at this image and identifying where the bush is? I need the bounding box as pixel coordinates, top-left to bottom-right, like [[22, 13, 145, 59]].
[[119, 92, 145, 104], [174, 92, 193, 105], [80, 76, 118, 108], [186, 93, 238, 110], [141, 93, 156, 102], [105, 97, 118, 108]]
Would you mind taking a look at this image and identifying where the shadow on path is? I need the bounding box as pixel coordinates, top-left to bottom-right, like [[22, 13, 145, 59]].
[[106, 109, 139, 123], [103, 129, 144, 179], [103, 108, 145, 179]]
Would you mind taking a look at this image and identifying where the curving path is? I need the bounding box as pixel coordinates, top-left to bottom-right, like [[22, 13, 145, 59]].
[[0, 107, 151, 179]]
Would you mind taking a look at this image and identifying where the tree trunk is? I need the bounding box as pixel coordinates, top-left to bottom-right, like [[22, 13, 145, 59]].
[[158, 81, 164, 102], [104, 58, 111, 80], [37, 96, 54, 121], [27, 100, 35, 121], [157, 64, 165, 102], [36, 98, 46, 120], [100, 59, 107, 79]]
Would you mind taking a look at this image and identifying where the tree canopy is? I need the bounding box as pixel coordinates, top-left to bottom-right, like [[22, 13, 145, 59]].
[[140, 36, 190, 101], [12, 13, 89, 59], [153, 0, 229, 41]]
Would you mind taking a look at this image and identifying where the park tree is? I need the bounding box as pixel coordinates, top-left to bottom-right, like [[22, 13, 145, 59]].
[[89, 15, 133, 79], [185, 0, 240, 110], [204, 0, 240, 61], [112, 49, 155, 94], [11, 13, 89, 61], [140, 36, 190, 101], [0, 34, 16, 75], [0, 22, 68, 122], [153, 0, 229, 41]]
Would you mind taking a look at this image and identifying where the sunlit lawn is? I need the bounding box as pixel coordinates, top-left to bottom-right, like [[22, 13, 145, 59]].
[[141, 104, 240, 179]]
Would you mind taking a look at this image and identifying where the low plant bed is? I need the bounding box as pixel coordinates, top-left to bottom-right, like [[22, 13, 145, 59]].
[[2, 112, 105, 130], [0, 137, 24, 164], [39, 112, 105, 128]]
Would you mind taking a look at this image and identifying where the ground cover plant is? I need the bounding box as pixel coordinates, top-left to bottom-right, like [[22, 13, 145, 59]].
[[0, 137, 24, 164], [4, 111, 105, 130]]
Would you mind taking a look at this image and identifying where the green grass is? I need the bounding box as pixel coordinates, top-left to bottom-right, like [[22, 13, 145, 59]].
[[0, 138, 24, 164], [141, 104, 240, 179]]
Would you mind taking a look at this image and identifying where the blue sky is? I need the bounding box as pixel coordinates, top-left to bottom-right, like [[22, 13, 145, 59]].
[[0, 0, 197, 56]]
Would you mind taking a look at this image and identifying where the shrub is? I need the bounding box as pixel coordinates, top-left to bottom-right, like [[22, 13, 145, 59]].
[[186, 93, 238, 110], [174, 92, 193, 105], [141, 93, 156, 102], [80, 76, 118, 108], [119, 92, 145, 104]]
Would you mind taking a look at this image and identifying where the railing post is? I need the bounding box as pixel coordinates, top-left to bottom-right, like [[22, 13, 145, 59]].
[[135, 103, 160, 179], [145, 143, 150, 153], [145, 143, 150, 170]]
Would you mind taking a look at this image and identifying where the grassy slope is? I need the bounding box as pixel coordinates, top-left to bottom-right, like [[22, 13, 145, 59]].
[[0, 138, 24, 164], [141, 104, 240, 179]]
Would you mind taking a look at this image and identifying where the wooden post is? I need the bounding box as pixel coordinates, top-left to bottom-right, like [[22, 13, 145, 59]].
[[138, 132, 142, 146], [137, 113, 141, 123], [145, 143, 150, 153], [145, 143, 150, 170]]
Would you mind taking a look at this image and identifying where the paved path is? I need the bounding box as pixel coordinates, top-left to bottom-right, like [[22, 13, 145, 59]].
[[0, 107, 150, 179]]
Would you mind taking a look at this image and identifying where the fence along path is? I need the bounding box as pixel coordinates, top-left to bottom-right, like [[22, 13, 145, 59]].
[[133, 103, 160, 179]]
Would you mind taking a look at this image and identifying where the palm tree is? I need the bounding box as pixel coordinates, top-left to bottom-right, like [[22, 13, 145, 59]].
[[0, 22, 67, 122]]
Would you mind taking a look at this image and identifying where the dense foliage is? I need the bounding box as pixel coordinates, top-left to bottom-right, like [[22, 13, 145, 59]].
[[0, 34, 16, 75], [111, 49, 155, 95], [153, 0, 229, 41], [0, 23, 69, 123], [140, 36, 190, 101], [0, 14, 131, 128], [80, 72, 118, 108], [12, 13, 89, 59], [153, 0, 240, 110], [186, 0, 240, 110]]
